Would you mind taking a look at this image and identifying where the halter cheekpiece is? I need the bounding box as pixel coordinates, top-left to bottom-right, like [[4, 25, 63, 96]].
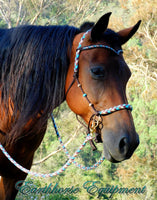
[[74, 29, 132, 116]]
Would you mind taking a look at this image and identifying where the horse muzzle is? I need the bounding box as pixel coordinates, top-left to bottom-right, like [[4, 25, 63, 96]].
[[102, 129, 140, 163]]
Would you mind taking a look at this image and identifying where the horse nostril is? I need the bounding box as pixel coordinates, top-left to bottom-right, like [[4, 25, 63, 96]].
[[119, 137, 129, 154]]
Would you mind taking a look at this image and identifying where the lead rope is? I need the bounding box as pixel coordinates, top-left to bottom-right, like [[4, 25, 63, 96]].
[[51, 114, 105, 170], [0, 103, 132, 177], [0, 115, 105, 178]]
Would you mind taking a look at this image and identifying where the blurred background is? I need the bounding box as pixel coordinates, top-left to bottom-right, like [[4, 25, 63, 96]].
[[0, 0, 156, 199]]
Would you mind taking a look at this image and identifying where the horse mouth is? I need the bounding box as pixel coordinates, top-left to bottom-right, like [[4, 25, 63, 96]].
[[103, 142, 134, 163], [103, 148, 121, 163]]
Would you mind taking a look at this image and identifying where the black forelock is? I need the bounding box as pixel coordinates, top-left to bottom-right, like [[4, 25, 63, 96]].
[[102, 29, 120, 46], [80, 22, 120, 47], [80, 22, 95, 32]]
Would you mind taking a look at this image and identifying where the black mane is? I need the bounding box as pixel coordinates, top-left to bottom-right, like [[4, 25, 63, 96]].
[[0, 25, 79, 144]]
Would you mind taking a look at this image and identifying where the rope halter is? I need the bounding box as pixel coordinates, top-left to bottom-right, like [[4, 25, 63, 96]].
[[0, 29, 133, 178], [73, 30, 132, 134]]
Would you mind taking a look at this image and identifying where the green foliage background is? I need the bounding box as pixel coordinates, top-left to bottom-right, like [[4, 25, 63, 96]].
[[0, 0, 156, 199]]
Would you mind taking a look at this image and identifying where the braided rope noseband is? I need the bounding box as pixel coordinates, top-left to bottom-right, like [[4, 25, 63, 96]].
[[0, 30, 132, 177]]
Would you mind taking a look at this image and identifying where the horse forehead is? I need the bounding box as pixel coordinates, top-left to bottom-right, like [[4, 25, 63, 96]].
[[88, 50, 129, 76], [102, 29, 120, 45], [86, 48, 125, 68]]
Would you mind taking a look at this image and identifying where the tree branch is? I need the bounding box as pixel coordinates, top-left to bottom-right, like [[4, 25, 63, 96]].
[[33, 126, 81, 165], [16, 0, 24, 26]]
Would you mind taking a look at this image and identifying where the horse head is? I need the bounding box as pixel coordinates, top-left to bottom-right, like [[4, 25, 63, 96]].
[[65, 13, 141, 163]]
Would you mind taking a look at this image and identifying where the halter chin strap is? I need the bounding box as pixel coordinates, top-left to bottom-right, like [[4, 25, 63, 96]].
[[73, 29, 132, 116]]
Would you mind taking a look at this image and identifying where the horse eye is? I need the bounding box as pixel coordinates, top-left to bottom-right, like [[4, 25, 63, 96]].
[[90, 67, 105, 80]]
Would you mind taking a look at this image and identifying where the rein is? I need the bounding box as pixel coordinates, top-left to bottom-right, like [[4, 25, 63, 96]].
[[0, 30, 133, 177]]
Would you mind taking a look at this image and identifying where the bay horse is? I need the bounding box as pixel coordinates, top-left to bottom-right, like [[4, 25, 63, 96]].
[[0, 13, 141, 199]]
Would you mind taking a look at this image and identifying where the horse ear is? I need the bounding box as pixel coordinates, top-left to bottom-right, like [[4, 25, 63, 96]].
[[91, 12, 112, 41], [118, 20, 141, 45]]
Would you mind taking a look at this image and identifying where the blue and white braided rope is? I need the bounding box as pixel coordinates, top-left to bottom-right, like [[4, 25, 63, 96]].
[[0, 132, 103, 177], [51, 114, 105, 170], [74, 30, 90, 73]]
